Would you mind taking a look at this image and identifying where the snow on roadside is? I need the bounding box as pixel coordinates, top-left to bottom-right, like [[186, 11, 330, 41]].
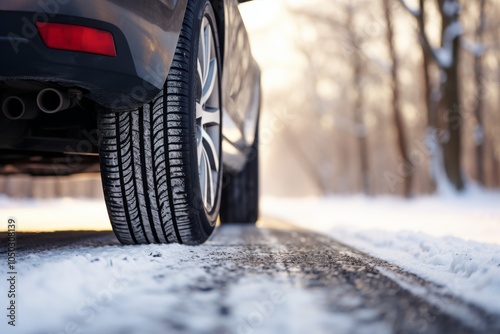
[[262, 189, 500, 314], [0, 195, 110, 232]]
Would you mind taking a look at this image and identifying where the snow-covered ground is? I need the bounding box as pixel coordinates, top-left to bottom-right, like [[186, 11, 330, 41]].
[[262, 189, 500, 314], [1, 189, 499, 330], [0, 196, 110, 232], [0, 235, 353, 334]]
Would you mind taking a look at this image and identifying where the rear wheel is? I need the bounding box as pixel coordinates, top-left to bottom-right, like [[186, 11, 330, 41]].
[[98, 0, 222, 245], [220, 124, 259, 224]]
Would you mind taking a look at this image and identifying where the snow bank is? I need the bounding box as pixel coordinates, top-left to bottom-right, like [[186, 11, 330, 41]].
[[262, 190, 500, 314]]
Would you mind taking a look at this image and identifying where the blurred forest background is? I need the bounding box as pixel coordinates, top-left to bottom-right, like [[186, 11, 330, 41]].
[[1, 0, 499, 199], [243, 0, 500, 197]]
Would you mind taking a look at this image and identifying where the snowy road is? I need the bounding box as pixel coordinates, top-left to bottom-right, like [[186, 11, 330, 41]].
[[1, 220, 499, 334]]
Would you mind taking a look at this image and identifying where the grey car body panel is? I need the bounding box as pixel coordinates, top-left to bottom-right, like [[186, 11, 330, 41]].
[[221, 0, 260, 171], [0, 0, 188, 91]]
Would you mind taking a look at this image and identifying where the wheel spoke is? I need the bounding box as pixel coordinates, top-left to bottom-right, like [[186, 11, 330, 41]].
[[202, 129, 219, 171], [203, 23, 211, 85], [197, 134, 203, 167], [203, 148, 214, 208], [202, 60, 217, 106], [199, 148, 208, 208], [196, 102, 203, 120], [197, 59, 203, 91], [200, 21, 207, 78], [201, 108, 220, 126], [196, 102, 203, 164]]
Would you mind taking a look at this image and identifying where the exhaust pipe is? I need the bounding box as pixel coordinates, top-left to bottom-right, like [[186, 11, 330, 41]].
[[2, 95, 39, 120], [37, 88, 72, 114]]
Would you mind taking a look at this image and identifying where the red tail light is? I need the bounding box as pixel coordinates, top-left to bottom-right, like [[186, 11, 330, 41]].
[[36, 22, 117, 57]]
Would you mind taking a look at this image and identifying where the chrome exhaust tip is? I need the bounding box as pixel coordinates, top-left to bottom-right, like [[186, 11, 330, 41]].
[[37, 88, 71, 114], [2, 96, 39, 120]]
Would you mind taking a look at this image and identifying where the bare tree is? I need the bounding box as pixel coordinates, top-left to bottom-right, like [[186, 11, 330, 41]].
[[438, 0, 464, 190], [472, 0, 486, 185], [383, 0, 412, 197], [418, 1, 438, 131], [400, 0, 465, 191], [418, 0, 439, 192], [495, 7, 500, 186], [345, 5, 371, 195]]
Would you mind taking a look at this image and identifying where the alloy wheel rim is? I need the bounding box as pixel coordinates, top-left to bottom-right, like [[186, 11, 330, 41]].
[[196, 14, 221, 213]]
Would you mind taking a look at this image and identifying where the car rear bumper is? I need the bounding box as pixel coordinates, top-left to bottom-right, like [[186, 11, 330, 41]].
[[0, 0, 188, 109]]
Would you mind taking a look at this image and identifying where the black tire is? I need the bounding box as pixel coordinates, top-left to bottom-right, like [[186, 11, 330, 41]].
[[98, 0, 222, 245], [220, 125, 259, 224]]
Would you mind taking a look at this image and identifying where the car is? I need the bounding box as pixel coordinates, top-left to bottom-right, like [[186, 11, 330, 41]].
[[0, 0, 261, 245]]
